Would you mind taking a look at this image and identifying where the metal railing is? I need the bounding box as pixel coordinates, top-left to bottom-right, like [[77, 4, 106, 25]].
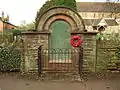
[[38, 46, 83, 75]]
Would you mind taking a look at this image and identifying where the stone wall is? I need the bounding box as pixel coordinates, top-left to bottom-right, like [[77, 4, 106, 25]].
[[96, 40, 119, 72], [21, 7, 98, 73], [80, 32, 97, 72], [21, 32, 49, 72], [21, 32, 97, 73]]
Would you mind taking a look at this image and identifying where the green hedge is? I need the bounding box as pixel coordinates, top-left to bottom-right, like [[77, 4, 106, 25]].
[[0, 47, 21, 72]]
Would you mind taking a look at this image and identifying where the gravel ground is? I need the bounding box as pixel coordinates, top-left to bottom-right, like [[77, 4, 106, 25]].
[[0, 73, 120, 90]]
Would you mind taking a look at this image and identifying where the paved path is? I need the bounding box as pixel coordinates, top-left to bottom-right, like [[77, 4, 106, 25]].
[[0, 75, 120, 90]]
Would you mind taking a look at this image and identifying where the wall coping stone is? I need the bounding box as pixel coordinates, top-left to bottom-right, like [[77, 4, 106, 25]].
[[22, 31, 98, 35], [22, 31, 50, 35], [71, 31, 98, 35]]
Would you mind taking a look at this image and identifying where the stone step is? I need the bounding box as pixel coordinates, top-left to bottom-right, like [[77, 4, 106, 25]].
[[42, 68, 78, 73]]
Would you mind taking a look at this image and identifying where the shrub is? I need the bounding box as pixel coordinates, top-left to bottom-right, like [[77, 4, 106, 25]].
[[11, 29, 22, 36], [116, 47, 120, 61], [0, 30, 22, 72], [0, 47, 21, 71]]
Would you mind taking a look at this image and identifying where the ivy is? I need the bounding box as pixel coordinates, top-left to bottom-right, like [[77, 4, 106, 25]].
[[96, 33, 105, 40], [0, 30, 21, 72], [0, 47, 21, 72], [10, 29, 22, 36], [35, 0, 77, 29], [116, 47, 120, 61]]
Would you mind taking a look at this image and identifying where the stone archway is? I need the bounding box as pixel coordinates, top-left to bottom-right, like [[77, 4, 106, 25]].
[[37, 6, 85, 32], [36, 7, 85, 72], [36, 6, 85, 50], [21, 6, 98, 73]]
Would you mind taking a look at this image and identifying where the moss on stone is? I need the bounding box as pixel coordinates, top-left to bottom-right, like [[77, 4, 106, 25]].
[[35, 0, 77, 29]]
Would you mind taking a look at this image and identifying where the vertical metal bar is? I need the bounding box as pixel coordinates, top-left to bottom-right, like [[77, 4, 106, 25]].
[[95, 40, 98, 72], [58, 49, 59, 71], [79, 47, 83, 74], [38, 45, 42, 75], [44, 49, 46, 72]]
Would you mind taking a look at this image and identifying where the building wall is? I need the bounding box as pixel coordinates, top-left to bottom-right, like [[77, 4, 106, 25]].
[[78, 12, 120, 19], [78, 12, 120, 34], [85, 26, 97, 32], [104, 26, 120, 34], [85, 26, 120, 34], [0, 22, 15, 32], [0, 20, 3, 32], [4, 23, 15, 30]]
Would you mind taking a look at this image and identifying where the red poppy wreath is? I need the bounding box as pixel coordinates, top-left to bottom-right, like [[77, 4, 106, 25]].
[[70, 35, 82, 47]]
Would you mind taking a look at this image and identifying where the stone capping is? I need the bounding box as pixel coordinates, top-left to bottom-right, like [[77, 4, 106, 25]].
[[22, 31, 51, 35], [71, 31, 98, 35], [22, 31, 98, 35]]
